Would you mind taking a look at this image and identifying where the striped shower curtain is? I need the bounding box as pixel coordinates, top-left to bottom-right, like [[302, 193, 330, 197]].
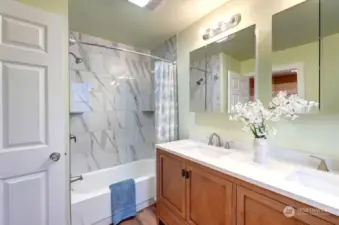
[[154, 61, 179, 143]]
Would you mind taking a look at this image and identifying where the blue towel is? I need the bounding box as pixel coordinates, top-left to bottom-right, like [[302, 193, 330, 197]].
[[109, 179, 136, 225]]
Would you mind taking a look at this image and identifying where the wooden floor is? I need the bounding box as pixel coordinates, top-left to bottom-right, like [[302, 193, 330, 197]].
[[119, 206, 157, 225]]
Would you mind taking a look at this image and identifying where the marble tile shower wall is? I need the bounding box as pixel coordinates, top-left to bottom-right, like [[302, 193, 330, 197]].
[[206, 54, 221, 112], [190, 58, 206, 112], [190, 54, 220, 112], [69, 32, 155, 176], [151, 35, 177, 62]]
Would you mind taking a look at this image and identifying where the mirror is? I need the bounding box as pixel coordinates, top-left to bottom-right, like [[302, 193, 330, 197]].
[[320, 0, 339, 113], [190, 46, 207, 112], [272, 0, 320, 111], [190, 25, 256, 112]]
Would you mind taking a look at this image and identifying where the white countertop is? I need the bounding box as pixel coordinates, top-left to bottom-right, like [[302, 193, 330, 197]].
[[156, 139, 339, 216]]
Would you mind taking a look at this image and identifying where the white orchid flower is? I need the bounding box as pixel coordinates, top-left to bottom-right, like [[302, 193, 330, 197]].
[[229, 91, 318, 139]]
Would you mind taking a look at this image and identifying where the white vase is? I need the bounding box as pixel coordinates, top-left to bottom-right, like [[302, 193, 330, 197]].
[[253, 138, 269, 164]]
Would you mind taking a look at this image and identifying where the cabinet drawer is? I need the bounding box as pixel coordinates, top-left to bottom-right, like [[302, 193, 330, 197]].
[[237, 186, 334, 225], [158, 201, 187, 225]]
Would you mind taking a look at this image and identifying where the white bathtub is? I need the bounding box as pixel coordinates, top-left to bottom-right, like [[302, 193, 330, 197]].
[[71, 159, 156, 225]]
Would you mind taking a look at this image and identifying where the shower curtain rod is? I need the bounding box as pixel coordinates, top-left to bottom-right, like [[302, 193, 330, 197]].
[[78, 41, 176, 64], [190, 66, 208, 73]]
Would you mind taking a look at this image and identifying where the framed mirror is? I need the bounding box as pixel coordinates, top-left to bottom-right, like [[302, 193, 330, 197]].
[[320, 0, 339, 113], [272, 0, 320, 112], [189, 25, 256, 113]]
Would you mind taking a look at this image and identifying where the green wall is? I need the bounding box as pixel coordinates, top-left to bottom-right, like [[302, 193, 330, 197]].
[[17, 0, 67, 15], [321, 33, 339, 113]]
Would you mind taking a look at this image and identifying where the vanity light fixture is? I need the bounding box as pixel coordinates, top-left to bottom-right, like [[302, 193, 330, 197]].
[[128, 0, 152, 7], [202, 14, 242, 41], [216, 34, 236, 43]]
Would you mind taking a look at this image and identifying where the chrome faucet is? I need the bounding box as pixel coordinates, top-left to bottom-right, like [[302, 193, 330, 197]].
[[224, 141, 232, 149], [208, 133, 222, 147], [70, 175, 83, 183], [311, 155, 330, 172]]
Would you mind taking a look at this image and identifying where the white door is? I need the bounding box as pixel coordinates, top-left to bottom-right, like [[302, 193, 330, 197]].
[[228, 71, 250, 112], [0, 1, 67, 225]]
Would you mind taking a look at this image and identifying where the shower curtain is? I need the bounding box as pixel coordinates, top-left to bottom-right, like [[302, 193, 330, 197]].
[[154, 61, 179, 143]]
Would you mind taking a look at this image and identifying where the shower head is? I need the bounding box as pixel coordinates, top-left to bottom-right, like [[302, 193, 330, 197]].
[[75, 57, 84, 64], [196, 78, 204, 86], [69, 37, 77, 46], [69, 52, 84, 64]]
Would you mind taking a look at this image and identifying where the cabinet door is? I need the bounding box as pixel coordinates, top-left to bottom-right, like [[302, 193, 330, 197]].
[[237, 186, 333, 225], [186, 164, 234, 225], [158, 201, 187, 225], [157, 151, 186, 219]]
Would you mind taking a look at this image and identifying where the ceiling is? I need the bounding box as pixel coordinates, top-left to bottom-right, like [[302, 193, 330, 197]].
[[191, 0, 339, 62], [69, 0, 231, 50]]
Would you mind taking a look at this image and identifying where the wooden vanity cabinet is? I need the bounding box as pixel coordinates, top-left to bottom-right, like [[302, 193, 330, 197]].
[[186, 164, 234, 225], [157, 150, 234, 225], [156, 149, 339, 225], [237, 186, 333, 225], [157, 151, 187, 219]]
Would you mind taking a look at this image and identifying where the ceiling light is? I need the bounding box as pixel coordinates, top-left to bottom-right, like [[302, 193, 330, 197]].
[[128, 0, 152, 7]]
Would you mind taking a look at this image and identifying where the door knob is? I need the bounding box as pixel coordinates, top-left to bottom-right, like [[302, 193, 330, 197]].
[[49, 152, 61, 162]]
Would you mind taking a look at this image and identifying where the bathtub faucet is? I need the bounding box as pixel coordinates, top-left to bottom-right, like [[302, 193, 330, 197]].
[[70, 175, 83, 184]]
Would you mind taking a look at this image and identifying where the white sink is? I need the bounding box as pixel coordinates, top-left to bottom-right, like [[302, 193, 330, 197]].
[[184, 145, 232, 158], [286, 168, 339, 196]]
